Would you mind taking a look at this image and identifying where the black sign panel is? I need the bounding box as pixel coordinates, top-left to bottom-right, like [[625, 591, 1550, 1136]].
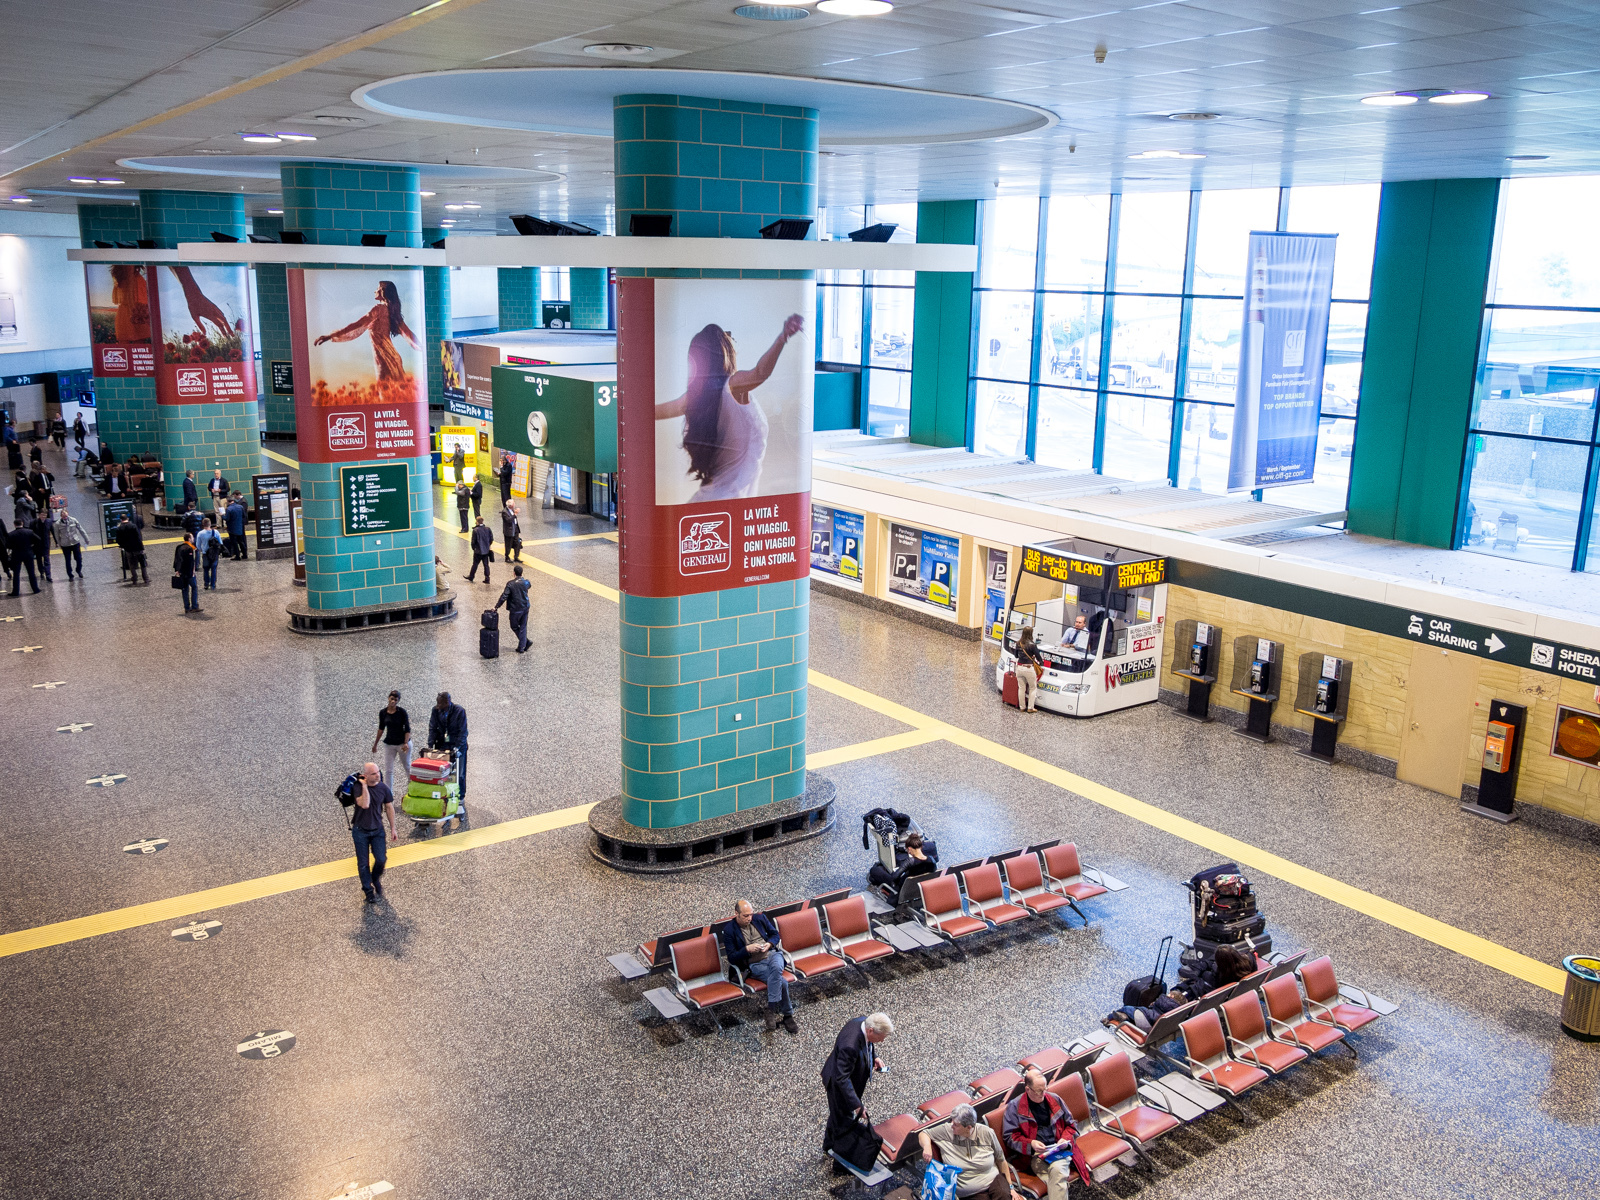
[[1020, 546, 1108, 588], [340, 463, 411, 536], [252, 472, 293, 549], [1114, 557, 1167, 588], [270, 361, 294, 395], [99, 499, 139, 546]]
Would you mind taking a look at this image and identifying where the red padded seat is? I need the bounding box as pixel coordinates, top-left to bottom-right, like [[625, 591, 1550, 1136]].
[[969, 1067, 1022, 1097], [775, 909, 849, 978], [1179, 1011, 1269, 1096], [1041, 843, 1108, 901], [1221, 994, 1307, 1074], [669, 933, 746, 1010], [1083, 1053, 1180, 1148], [1300, 957, 1381, 1032], [1262, 976, 1346, 1053], [960, 863, 1030, 925], [1000, 854, 1074, 915], [919, 875, 988, 939], [821, 896, 895, 965]]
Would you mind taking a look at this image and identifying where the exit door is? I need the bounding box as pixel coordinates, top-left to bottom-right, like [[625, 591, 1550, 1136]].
[[1397, 644, 1481, 798]]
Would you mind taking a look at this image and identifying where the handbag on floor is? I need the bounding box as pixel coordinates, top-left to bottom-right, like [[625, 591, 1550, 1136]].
[[833, 1118, 883, 1173]]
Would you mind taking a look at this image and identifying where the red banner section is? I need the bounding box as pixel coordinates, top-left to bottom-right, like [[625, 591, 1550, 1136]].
[[288, 268, 428, 464], [617, 276, 812, 597], [85, 264, 156, 378], [149, 264, 256, 406]]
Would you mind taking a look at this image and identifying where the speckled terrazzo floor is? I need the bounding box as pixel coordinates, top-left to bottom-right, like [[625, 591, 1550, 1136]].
[[2, 438, 1598, 1200]]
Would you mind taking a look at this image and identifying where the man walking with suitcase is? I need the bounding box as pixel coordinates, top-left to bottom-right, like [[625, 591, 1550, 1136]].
[[428, 692, 469, 815], [350, 762, 397, 903], [494, 564, 532, 653]]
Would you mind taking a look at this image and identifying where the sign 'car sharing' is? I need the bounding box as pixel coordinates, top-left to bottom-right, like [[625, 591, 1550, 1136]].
[[1397, 609, 1599, 682]]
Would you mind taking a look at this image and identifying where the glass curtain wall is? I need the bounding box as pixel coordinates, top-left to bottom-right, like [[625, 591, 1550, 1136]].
[[1460, 176, 1600, 573], [817, 204, 918, 435], [970, 184, 1379, 513]]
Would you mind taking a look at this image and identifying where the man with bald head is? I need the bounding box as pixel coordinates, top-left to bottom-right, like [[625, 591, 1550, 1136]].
[[350, 761, 397, 903]]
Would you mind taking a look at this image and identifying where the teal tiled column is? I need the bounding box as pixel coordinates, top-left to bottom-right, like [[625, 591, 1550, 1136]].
[[252, 214, 295, 437], [423, 227, 451, 409], [280, 162, 436, 609], [139, 191, 261, 505], [498, 267, 539, 330], [77, 204, 159, 457], [613, 94, 818, 830], [571, 268, 609, 328]]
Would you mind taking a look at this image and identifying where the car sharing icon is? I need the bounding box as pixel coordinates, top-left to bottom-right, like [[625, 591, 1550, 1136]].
[[58, 722, 94, 734], [123, 837, 168, 855], [237, 1030, 296, 1060], [87, 773, 127, 788], [172, 920, 222, 942]]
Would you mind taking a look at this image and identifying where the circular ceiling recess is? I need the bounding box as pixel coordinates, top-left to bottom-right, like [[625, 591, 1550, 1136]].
[[115, 155, 563, 184], [352, 67, 1056, 147]]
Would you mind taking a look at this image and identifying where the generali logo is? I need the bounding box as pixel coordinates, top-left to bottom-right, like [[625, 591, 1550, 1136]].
[[679, 514, 732, 576], [102, 347, 128, 371], [175, 368, 207, 397], [328, 411, 367, 451]]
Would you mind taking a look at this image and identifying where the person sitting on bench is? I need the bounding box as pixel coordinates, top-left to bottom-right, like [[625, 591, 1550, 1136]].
[[919, 1104, 1023, 1200], [869, 830, 939, 891], [1105, 944, 1255, 1032], [720, 899, 796, 1034], [1002, 1068, 1087, 1200]]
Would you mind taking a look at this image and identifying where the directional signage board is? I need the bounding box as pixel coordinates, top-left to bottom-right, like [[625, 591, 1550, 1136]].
[[339, 463, 411, 537], [1388, 608, 1600, 682]]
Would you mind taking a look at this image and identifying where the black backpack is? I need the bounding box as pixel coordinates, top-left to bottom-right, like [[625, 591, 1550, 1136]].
[[334, 773, 360, 807], [1122, 935, 1173, 1008]]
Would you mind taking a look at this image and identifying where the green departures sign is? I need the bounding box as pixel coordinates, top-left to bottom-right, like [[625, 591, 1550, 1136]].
[[339, 463, 411, 537]]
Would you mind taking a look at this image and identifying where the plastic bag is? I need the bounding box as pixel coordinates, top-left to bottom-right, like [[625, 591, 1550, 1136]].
[[922, 1160, 962, 1200]]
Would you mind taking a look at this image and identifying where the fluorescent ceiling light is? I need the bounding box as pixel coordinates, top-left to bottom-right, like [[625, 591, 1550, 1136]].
[[460, 202, 481, 209], [68, 177, 96, 184], [97, 178, 124, 185], [1429, 90, 1489, 104], [274, 132, 317, 142], [1360, 92, 1418, 106], [445, 204, 465, 211], [818, 0, 894, 13], [266, 208, 283, 214], [420, 191, 436, 197], [1127, 149, 1205, 160], [240, 133, 282, 144], [10, 195, 33, 202]]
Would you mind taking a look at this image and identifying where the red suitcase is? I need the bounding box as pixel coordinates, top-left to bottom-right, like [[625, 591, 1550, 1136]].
[[1002, 669, 1020, 708], [410, 755, 452, 783]]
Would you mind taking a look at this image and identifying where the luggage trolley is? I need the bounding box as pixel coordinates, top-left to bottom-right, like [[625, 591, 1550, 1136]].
[[402, 748, 462, 834]]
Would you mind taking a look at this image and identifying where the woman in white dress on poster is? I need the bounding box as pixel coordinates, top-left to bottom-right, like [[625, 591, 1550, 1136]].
[[656, 313, 804, 502]]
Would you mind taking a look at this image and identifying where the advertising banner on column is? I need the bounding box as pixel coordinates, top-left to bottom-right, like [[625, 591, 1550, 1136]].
[[287, 268, 427, 464], [888, 523, 960, 611], [810, 503, 863, 582], [85, 264, 155, 377], [617, 276, 814, 596], [150, 265, 255, 405], [1226, 231, 1337, 492]]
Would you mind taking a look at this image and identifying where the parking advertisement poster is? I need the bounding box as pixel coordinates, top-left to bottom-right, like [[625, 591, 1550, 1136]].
[[85, 264, 156, 377], [287, 268, 427, 464], [617, 276, 814, 597], [889, 523, 959, 611], [810, 503, 864, 581], [1227, 231, 1336, 492], [149, 265, 256, 405]]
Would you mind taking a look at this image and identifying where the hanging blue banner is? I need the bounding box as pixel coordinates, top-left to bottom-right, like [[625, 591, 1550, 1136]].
[[1227, 231, 1337, 492]]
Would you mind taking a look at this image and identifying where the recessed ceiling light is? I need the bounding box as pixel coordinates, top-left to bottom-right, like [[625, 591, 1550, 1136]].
[[583, 43, 654, 57], [817, 0, 893, 13], [735, 2, 810, 14], [274, 132, 318, 142], [1506, 154, 1549, 162], [1360, 92, 1419, 106], [1429, 90, 1489, 104], [1127, 149, 1205, 160], [420, 191, 436, 197], [10, 195, 33, 203], [97, 178, 124, 185], [440, 220, 456, 225], [445, 204, 465, 211], [310, 114, 365, 125], [240, 133, 282, 144], [461, 203, 481, 209], [266, 208, 283, 214], [67, 177, 96, 184], [1169, 111, 1219, 121]]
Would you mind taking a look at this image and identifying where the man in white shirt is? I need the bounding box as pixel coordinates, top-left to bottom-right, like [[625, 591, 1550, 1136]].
[[1064, 614, 1093, 657]]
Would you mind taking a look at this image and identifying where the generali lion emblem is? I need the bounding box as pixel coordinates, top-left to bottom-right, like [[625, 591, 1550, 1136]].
[[679, 514, 732, 576], [328, 411, 367, 451]]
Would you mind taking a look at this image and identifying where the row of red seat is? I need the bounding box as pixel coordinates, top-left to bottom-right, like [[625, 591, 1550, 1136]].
[[853, 953, 1386, 1194], [915, 843, 1107, 944]]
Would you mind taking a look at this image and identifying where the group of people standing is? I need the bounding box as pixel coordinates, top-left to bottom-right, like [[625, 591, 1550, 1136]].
[[4, 429, 90, 596], [170, 469, 251, 612]]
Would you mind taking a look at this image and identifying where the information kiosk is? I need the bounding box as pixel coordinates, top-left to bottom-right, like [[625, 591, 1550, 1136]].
[[996, 538, 1168, 717]]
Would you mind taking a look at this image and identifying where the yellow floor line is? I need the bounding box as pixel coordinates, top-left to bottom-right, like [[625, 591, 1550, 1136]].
[[431, 518, 621, 603], [805, 671, 1567, 995], [261, 447, 299, 470], [0, 803, 596, 960], [805, 728, 943, 770]]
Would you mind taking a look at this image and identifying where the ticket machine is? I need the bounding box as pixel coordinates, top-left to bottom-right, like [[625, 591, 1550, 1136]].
[[996, 538, 1168, 718]]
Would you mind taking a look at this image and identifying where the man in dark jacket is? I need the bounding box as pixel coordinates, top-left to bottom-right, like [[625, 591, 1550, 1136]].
[[465, 515, 493, 585], [7, 520, 40, 595], [225, 493, 247, 560], [470, 475, 483, 520], [173, 533, 199, 612], [427, 692, 469, 811], [181, 470, 198, 510], [454, 481, 470, 533], [29, 513, 54, 582], [721, 899, 795, 1033], [498, 450, 514, 498], [499, 499, 521, 563], [115, 516, 149, 583], [823, 1013, 893, 1153], [494, 564, 531, 652], [73, 414, 86, 447], [181, 503, 205, 538]]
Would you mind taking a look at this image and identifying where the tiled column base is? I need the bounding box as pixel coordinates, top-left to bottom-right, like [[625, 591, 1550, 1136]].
[[157, 401, 261, 508], [620, 578, 810, 828], [298, 456, 437, 609]]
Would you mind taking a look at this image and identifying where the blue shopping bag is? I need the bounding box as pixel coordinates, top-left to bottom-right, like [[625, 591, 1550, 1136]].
[[922, 1160, 962, 1200]]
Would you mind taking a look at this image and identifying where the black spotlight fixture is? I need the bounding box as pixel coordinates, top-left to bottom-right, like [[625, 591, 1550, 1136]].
[[759, 217, 812, 240], [360, 233, 388, 247], [847, 222, 897, 243], [93, 240, 112, 249], [279, 230, 308, 244], [429, 238, 447, 249], [135, 238, 156, 249], [554, 220, 599, 236], [210, 231, 239, 243], [246, 233, 277, 244], [629, 213, 673, 237], [510, 214, 562, 236]]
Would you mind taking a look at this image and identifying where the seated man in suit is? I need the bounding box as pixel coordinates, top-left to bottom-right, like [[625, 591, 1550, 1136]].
[[720, 899, 795, 1034]]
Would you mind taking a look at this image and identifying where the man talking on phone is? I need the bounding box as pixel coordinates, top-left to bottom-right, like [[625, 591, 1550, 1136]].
[[350, 762, 397, 903]]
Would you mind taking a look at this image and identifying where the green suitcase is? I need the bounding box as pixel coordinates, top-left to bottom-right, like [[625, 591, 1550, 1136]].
[[402, 778, 459, 820]]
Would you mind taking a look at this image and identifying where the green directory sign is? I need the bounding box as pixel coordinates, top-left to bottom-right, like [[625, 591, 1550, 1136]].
[[339, 463, 411, 537], [491, 363, 617, 474]]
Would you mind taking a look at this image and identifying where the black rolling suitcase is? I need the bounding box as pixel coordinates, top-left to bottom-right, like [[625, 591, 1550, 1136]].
[[479, 608, 499, 659]]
